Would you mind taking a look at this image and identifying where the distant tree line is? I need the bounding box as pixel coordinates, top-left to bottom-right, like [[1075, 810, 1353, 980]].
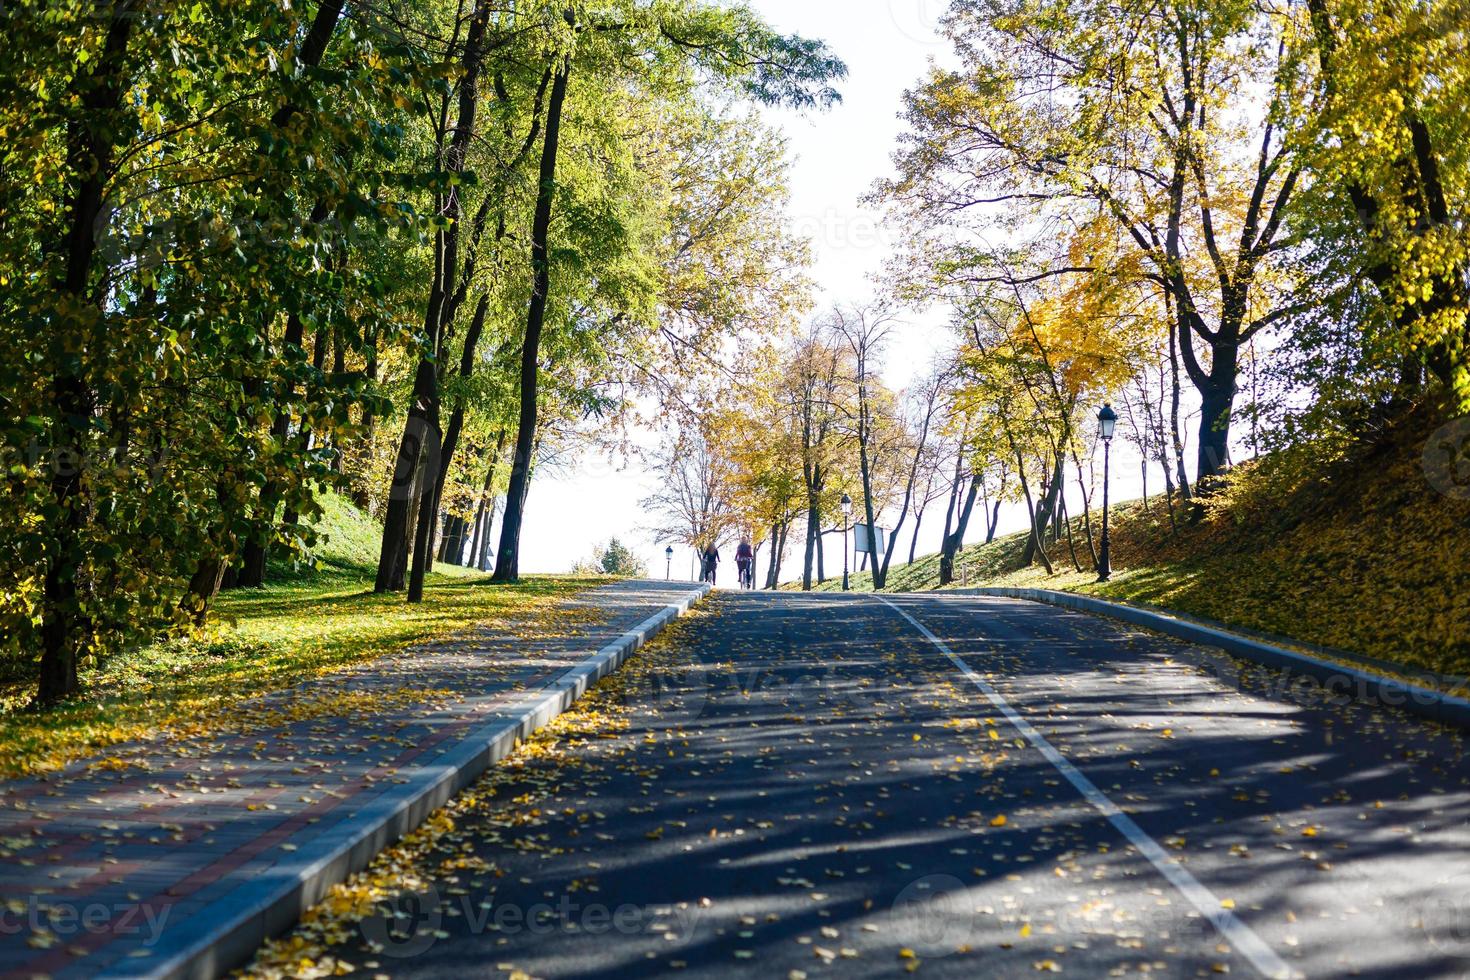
[[647, 0, 1467, 590]]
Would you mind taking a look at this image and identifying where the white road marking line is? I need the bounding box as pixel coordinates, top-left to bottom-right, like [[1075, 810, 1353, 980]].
[[878, 595, 1293, 980]]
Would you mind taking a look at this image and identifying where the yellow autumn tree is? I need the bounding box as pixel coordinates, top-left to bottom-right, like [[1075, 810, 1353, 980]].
[[951, 220, 1156, 574]]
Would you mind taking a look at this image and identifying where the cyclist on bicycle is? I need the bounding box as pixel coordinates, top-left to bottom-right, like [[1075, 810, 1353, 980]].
[[701, 543, 720, 585], [735, 537, 755, 590]]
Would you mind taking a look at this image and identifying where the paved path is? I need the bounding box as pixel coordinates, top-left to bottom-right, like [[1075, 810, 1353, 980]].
[[0, 580, 703, 979], [293, 590, 1470, 979]]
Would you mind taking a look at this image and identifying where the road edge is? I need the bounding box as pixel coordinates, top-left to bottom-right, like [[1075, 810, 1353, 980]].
[[953, 586, 1470, 731], [127, 581, 710, 980]]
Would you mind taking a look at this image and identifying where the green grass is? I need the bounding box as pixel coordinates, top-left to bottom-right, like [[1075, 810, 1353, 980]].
[[0, 495, 598, 779], [806, 504, 1139, 597], [806, 407, 1470, 680], [265, 490, 393, 583]]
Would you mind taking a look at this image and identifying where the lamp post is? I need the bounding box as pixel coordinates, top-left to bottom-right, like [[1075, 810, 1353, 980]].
[[1097, 403, 1118, 582], [665, 545, 674, 581], [841, 492, 853, 592]]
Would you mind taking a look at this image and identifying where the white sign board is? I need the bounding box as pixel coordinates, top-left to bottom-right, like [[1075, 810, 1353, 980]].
[[854, 524, 887, 555]]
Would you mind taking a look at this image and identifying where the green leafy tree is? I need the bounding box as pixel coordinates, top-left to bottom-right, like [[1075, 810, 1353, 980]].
[[489, 0, 845, 583], [1, 0, 416, 701], [599, 538, 648, 577]]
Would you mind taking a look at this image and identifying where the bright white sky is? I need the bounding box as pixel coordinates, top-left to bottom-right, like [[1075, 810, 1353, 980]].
[[515, 0, 1153, 580]]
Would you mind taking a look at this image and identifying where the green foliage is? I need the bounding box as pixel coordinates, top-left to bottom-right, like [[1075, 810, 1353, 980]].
[[571, 537, 649, 577], [0, 0, 431, 693], [0, 0, 843, 700], [264, 490, 386, 581], [598, 537, 648, 577]]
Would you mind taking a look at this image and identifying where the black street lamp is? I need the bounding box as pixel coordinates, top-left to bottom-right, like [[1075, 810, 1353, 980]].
[[665, 545, 674, 581], [1097, 403, 1118, 582], [841, 492, 853, 592]]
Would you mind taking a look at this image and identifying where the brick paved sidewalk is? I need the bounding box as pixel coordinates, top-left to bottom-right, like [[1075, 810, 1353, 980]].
[[0, 579, 705, 979]]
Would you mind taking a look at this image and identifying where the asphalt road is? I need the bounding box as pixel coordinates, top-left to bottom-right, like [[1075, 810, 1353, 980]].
[[301, 590, 1470, 979]]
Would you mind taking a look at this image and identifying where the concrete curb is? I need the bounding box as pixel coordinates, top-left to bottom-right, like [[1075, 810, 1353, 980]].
[[952, 586, 1470, 731], [123, 582, 710, 980]]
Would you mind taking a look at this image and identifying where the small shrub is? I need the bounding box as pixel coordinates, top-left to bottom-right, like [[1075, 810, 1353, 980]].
[[571, 538, 649, 578]]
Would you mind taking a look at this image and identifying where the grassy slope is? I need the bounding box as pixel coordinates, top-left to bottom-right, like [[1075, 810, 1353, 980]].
[[815, 407, 1470, 678], [0, 494, 596, 779]]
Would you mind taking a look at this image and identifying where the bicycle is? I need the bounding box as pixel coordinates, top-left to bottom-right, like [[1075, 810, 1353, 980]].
[[736, 559, 755, 590]]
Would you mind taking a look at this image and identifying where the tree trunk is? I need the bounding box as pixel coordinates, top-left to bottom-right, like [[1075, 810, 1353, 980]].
[[775, 521, 789, 587], [816, 525, 826, 583], [1166, 308, 1192, 502], [937, 449, 965, 583], [1011, 439, 1053, 576], [1072, 451, 1098, 569], [478, 496, 499, 571], [1051, 478, 1062, 546], [185, 558, 229, 627], [1196, 372, 1236, 487], [856, 390, 881, 589], [467, 507, 487, 570], [405, 387, 445, 598], [908, 511, 924, 565], [406, 431, 442, 602], [181, 475, 244, 626], [382, 1, 494, 597], [464, 432, 502, 570], [385, 3, 493, 599], [437, 512, 456, 566], [1172, 283, 1240, 488], [375, 359, 440, 592], [393, 448, 427, 591], [875, 431, 928, 589], [1060, 492, 1082, 573], [1021, 452, 1065, 565], [425, 292, 492, 571], [38, 4, 139, 703], [765, 521, 781, 589], [802, 495, 821, 591], [439, 514, 468, 566], [493, 58, 571, 584], [938, 475, 980, 587]]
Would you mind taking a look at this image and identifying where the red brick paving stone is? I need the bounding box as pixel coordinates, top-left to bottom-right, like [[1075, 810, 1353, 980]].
[[0, 580, 702, 979]]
